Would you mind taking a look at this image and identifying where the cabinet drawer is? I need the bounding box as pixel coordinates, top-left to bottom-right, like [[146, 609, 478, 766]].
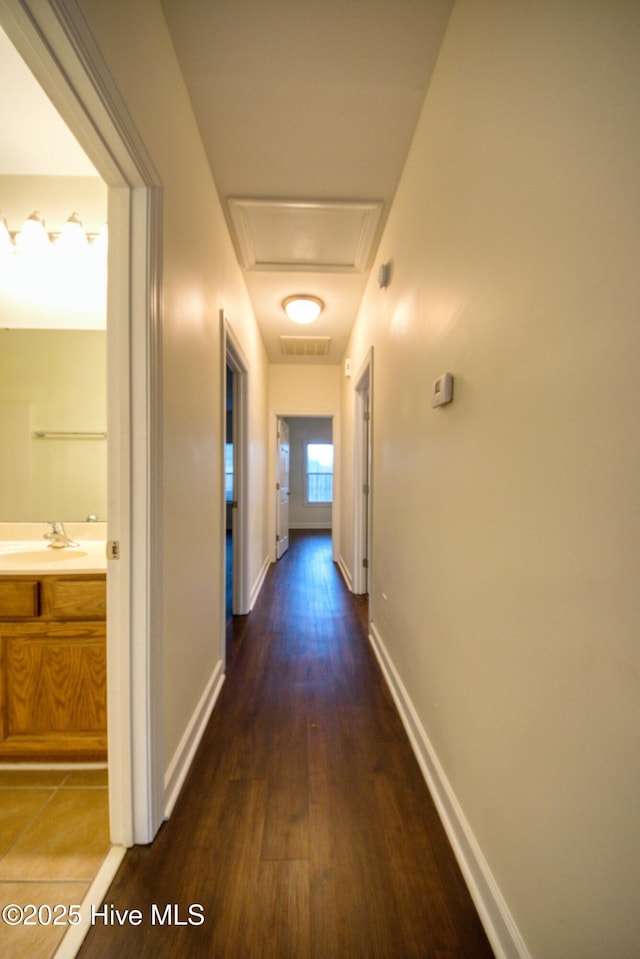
[[0, 580, 39, 619], [41, 577, 106, 620]]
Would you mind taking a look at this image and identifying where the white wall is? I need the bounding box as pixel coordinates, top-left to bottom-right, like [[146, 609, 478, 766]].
[[0, 175, 106, 233], [340, 2, 640, 958], [76, 0, 270, 793], [287, 417, 333, 529]]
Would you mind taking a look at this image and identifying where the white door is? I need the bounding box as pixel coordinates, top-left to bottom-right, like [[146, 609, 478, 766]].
[[354, 355, 373, 596], [276, 417, 290, 558], [361, 387, 371, 593]]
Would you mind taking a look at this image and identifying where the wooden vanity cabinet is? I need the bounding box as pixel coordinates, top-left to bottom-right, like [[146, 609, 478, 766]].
[[0, 574, 107, 761]]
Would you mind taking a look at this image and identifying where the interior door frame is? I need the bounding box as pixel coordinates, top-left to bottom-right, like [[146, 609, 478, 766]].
[[222, 315, 250, 633], [269, 409, 341, 563], [353, 350, 373, 600], [0, 0, 165, 844]]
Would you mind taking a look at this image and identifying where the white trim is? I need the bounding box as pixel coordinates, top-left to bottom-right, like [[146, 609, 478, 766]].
[[53, 845, 127, 959], [128, 185, 164, 844], [227, 198, 383, 273], [249, 555, 271, 610], [369, 621, 531, 959], [163, 661, 225, 819], [337, 555, 353, 591]]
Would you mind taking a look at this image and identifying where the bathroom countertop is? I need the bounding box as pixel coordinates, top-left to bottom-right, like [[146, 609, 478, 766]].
[[0, 540, 107, 575]]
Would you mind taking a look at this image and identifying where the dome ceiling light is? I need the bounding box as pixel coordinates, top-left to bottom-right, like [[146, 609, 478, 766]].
[[282, 294, 324, 325]]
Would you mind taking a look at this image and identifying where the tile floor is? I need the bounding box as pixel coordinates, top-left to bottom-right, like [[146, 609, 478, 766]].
[[0, 768, 110, 959]]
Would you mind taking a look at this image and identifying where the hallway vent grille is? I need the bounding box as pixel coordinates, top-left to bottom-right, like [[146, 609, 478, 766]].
[[280, 335, 331, 356]]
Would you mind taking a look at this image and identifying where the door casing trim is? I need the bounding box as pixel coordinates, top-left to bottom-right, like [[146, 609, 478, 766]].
[[223, 315, 250, 628]]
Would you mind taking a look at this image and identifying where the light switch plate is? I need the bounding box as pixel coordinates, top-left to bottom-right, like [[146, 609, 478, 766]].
[[432, 372, 453, 407]]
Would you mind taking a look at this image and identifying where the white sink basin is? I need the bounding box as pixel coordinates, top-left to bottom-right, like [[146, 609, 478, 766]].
[[1, 548, 89, 564], [0, 541, 106, 573]]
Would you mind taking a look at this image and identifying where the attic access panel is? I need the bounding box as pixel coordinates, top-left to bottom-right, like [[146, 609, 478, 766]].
[[228, 199, 383, 273]]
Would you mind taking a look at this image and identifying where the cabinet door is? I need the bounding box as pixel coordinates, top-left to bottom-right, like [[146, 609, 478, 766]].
[[0, 621, 107, 760]]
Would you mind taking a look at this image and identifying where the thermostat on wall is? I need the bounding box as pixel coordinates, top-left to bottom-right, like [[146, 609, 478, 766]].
[[432, 372, 453, 408]]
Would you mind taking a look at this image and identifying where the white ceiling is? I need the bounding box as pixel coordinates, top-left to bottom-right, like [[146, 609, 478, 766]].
[[160, 0, 453, 363], [1, 3, 454, 362]]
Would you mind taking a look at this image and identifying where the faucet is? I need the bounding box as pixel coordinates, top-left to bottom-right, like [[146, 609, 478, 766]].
[[44, 521, 79, 549]]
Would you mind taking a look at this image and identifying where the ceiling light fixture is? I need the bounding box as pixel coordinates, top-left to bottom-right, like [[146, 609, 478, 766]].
[[282, 294, 324, 325]]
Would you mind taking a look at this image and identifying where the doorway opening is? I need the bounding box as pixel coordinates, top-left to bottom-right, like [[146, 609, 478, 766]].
[[0, 27, 113, 927], [0, 1, 164, 859], [225, 364, 234, 623], [275, 416, 334, 561], [223, 316, 250, 668]]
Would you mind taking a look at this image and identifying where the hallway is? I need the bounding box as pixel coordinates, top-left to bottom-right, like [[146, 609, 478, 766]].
[[77, 531, 493, 959]]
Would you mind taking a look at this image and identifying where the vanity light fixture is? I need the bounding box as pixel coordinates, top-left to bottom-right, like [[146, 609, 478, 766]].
[[56, 212, 89, 254], [1, 211, 108, 256], [0, 214, 14, 258], [282, 294, 324, 325], [15, 211, 50, 254]]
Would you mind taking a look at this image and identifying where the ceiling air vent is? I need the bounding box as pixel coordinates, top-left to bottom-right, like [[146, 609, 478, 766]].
[[280, 336, 331, 357]]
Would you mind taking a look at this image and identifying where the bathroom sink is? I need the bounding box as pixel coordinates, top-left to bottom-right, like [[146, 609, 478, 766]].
[[0, 541, 105, 573], [0, 548, 89, 564]]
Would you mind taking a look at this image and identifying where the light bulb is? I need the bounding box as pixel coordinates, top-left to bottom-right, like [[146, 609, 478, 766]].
[[15, 212, 51, 254], [56, 212, 88, 254]]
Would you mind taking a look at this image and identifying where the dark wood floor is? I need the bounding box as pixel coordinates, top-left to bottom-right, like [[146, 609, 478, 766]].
[[78, 530, 494, 959]]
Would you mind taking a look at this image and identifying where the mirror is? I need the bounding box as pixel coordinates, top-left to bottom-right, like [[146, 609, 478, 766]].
[[0, 329, 106, 521], [1, 27, 108, 522], [0, 175, 107, 523]]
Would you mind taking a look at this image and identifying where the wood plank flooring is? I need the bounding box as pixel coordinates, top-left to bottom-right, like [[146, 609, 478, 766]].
[[77, 530, 494, 959]]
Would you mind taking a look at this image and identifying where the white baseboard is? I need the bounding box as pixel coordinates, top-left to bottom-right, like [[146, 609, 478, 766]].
[[250, 555, 271, 610], [369, 621, 531, 959], [336, 554, 353, 591], [54, 845, 127, 959], [163, 659, 225, 819]]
